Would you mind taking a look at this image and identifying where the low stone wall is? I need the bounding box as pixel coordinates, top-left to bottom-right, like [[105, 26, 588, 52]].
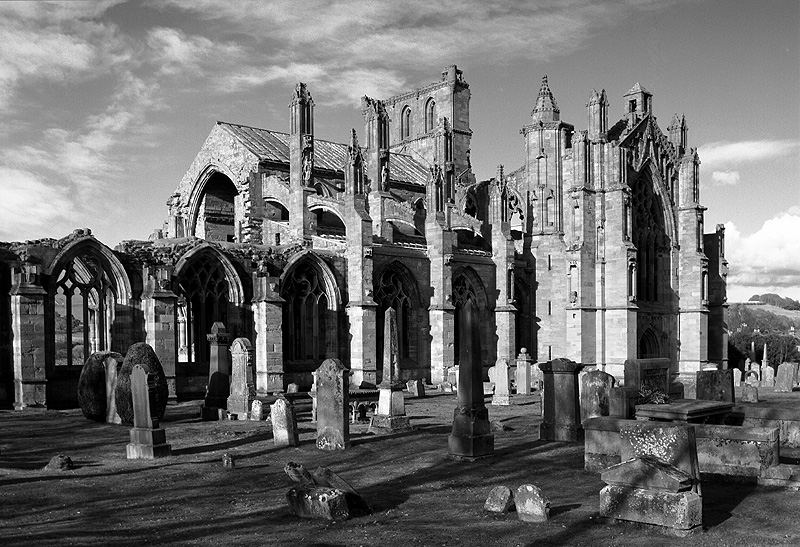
[[726, 405, 800, 448], [584, 417, 779, 479]]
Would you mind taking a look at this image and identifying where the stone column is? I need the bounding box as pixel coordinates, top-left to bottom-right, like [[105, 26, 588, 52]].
[[10, 261, 47, 409], [448, 302, 494, 459], [252, 275, 285, 395], [369, 308, 411, 432], [227, 337, 255, 419], [539, 358, 584, 442], [142, 265, 178, 399]]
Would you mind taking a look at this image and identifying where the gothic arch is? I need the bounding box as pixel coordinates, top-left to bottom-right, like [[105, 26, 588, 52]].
[[638, 327, 661, 359], [401, 105, 412, 140], [187, 165, 240, 241], [374, 261, 423, 370], [47, 237, 132, 305], [173, 244, 245, 306], [424, 98, 436, 133], [452, 266, 489, 311], [280, 251, 342, 311]]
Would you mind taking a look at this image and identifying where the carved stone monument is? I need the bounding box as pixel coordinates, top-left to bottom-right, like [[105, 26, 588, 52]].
[[539, 358, 584, 442], [201, 322, 231, 420], [369, 308, 411, 433], [316, 358, 350, 450], [271, 396, 300, 447], [580, 369, 616, 421], [126, 365, 171, 459], [227, 338, 255, 420], [491, 359, 511, 406]]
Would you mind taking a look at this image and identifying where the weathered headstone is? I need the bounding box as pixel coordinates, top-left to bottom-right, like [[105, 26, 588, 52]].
[[271, 396, 300, 447], [126, 365, 171, 459], [104, 355, 122, 424], [370, 308, 411, 433], [742, 384, 759, 403], [448, 301, 494, 459], [201, 323, 231, 420], [515, 484, 550, 522], [250, 399, 264, 421], [539, 358, 584, 442], [744, 370, 760, 387], [775, 362, 798, 393], [485, 486, 515, 513], [406, 379, 425, 398], [227, 338, 255, 420], [316, 358, 350, 450], [43, 454, 74, 471], [750, 363, 762, 382], [284, 462, 371, 521], [762, 366, 775, 387], [695, 369, 735, 403], [744, 357, 752, 371], [491, 359, 511, 406], [447, 365, 459, 388], [287, 383, 299, 394], [515, 348, 532, 395], [310, 370, 318, 421], [580, 370, 616, 421], [732, 368, 742, 387], [623, 358, 670, 395], [77, 351, 123, 423]]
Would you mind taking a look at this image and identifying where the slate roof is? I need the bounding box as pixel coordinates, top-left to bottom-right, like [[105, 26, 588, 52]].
[[218, 121, 428, 187]]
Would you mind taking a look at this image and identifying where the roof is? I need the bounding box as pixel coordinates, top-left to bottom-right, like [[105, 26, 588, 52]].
[[218, 121, 428, 186], [625, 82, 651, 96]]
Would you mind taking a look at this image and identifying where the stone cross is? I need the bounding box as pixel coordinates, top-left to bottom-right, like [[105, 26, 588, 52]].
[[491, 359, 511, 406], [227, 338, 255, 419], [515, 348, 532, 395], [271, 397, 300, 446], [316, 358, 350, 450], [370, 308, 411, 432], [448, 302, 493, 459]]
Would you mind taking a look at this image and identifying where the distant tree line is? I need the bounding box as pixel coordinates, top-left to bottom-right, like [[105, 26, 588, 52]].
[[749, 293, 800, 310]]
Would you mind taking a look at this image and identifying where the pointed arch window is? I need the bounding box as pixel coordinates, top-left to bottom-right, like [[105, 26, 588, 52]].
[[282, 262, 329, 362], [425, 99, 436, 133], [401, 106, 412, 140], [375, 268, 413, 364]]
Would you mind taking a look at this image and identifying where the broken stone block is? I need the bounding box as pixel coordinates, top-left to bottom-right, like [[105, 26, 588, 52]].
[[286, 486, 350, 521], [599, 485, 702, 532], [284, 461, 315, 486], [311, 466, 371, 516], [602, 456, 693, 492], [515, 484, 550, 522], [484, 486, 514, 513], [742, 384, 759, 403], [43, 454, 74, 471]]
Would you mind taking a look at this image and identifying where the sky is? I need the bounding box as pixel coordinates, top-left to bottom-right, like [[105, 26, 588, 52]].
[[0, 0, 798, 302]]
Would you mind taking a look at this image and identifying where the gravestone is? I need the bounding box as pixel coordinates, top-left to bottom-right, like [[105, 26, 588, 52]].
[[750, 363, 762, 382], [370, 308, 412, 433], [287, 383, 299, 394], [744, 370, 760, 387], [515, 348, 532, 395], [227, 338, 255, 420], [448, 301, 493, 459], [515, 484, 550, 522], [580, 370, 616, 421], [126, 365, 171, 459], [104, 355, 122, 424], [200, 323, 231, 421], [447, 365, 460, 388], [250, 399, 264, 421], [316, 358, 350, 450], [695, 369, 735, 403], [310, 370, 318, 421], [271, 397, 300, 447], [406, 379, 425, 398], [775, 362, 798, 393], [485, 486, 514, 513], [744, 357, 752, 371], [487, 365, 497, 386], [77, 351, 123, 423], [762, 366, 775, 387], [539, 358, 584, 442], [742, 384, 759, 403], [732, 368, 742, 387], [623, 358, 670, 395], [600, 424, 702, 533], [491, 359, 511, 406]]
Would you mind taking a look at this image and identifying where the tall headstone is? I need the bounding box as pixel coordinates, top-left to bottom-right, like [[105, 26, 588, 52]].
[[580, 370, 616, 421], [491, 359, 511, 406], [448, 302, 494, 459], [126, 365, 171, 459], [201, 322, 232, 419], [744, 357, 752, 371], [762, 365, 775, 388], [316, 358, 350, 450], [732, 368, 742, 387], [370, 308, 411, 432], [104, 356, 122, 425], [227, 338, 255, 419], [695, 369, 735, 403], [742, 384, 759, 403], [775, 362, 798, 393], [406, 379, 425, 398], [515, 348, 532, 395], [750, 362, 762, 382], [762, 343, 768, 370], [271, 397, 300, 446], [539, 358, 584, 442]]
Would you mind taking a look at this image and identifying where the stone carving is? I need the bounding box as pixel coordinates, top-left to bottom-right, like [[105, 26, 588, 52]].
[[302, 135, 314, 186]]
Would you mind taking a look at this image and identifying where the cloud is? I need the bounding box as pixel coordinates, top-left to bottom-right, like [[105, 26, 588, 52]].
[[0, 167, 75, 240], [725, 211, 800, 295], [699, 140, 800, 170], [711, 170, 740, 185]]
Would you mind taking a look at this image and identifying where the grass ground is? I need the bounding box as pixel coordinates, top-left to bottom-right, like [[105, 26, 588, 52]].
[[1, 390, 799, 546]]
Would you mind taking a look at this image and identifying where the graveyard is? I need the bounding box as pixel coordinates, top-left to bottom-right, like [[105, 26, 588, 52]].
[[2, 333, 800, 545]]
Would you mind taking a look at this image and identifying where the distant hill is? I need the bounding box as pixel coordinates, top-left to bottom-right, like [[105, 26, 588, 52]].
[[729, 302, 800, 334], [749, 293, 800, 310]]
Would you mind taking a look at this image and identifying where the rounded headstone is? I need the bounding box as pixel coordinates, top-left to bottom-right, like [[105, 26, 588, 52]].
[[114, 343, 169, 426], [77, 351, 123, 422], [484, 486, 515, 513], [515, 484, 550, 522]]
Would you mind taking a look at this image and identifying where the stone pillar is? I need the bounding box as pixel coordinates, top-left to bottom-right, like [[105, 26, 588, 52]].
[[347, 302, 378, 387], [316, 358, 350, 450], [539, 358, 584, 442], [10, 261, 47, 409], [252, 275, 285, 395], [369, 308, 411, 432], [142, 265, 178, 399], [515, 348, 532, 395], [448, 303, 494, 459], [227, 337, 255, 419], [203, 322, 231, 410]]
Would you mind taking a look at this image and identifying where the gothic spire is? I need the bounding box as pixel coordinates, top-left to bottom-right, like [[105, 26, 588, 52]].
[[531, 74, 560, 123]]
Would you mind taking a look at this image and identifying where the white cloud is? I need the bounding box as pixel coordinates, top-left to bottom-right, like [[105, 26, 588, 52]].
[[725, 211, 800, 295], [711, 170, 740, 185], [699, 140, 800, 170], [0, 167, 75, 240]]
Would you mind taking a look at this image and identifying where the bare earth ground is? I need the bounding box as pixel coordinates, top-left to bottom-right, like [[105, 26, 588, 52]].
[[1, 389, 799, 546]]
